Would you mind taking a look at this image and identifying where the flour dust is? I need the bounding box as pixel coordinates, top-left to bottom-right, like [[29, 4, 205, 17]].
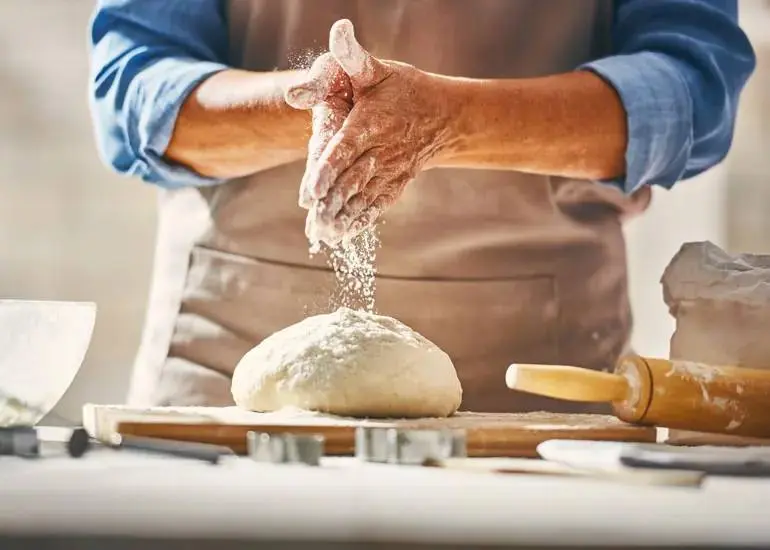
[[326, 227, 380, 313], [288, 48, 324, 72]]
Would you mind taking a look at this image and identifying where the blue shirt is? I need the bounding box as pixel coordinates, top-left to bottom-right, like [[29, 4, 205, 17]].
[[88, 0, 756, 193]]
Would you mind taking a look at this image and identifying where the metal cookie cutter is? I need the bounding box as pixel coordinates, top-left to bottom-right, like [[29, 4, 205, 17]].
[[246, 432, 325, 466], [355, 427, 467, 465], [0, 426, 39, 458]]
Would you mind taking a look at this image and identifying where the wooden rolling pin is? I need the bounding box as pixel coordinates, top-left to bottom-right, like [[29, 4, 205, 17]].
[[505, 356, 770, 438]]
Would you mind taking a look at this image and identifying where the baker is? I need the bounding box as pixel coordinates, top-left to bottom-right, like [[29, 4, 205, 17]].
[[89, 0, 755, 413]]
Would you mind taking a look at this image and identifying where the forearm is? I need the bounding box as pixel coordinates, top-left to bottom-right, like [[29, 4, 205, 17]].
[[437, 71, 626, 181], [166, 69, 312, 179]]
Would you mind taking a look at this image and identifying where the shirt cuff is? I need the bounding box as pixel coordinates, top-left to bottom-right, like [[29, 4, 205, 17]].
[[128, 59, 228, 188], [580, 52, 694, 194]]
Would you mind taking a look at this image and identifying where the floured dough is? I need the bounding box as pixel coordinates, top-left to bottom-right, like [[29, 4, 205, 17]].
[[231, 307, 462, 418]]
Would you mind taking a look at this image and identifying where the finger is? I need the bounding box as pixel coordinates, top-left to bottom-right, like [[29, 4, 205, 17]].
[[305, 203, 322, 248], [335, 186, 378, 227], [346, 193, 397, 237], [306, 202, 346, 248], [285, 53, 344, 109], [285, 53, 337, 108], [329, 19, 389, 89], [299, 99, 350, 208], [338, 171, 411, 229], [311, 186, 391, 249], [299, 184, 314, 210], [305, 207, 315, 242], [316, 152, 377, 223], [305, 202, 340, 247], [305, 117, 367, 201]]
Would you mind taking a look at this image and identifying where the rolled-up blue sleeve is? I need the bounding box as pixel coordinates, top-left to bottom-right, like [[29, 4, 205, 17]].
[[88, 0, 230, 187], [581, 0, 756, 194]]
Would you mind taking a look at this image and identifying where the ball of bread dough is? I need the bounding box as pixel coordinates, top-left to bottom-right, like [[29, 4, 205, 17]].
[[231, 307, 462, 418]]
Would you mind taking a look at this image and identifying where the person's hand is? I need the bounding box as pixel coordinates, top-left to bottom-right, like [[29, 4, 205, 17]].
[[286, 52, 353, 209], [289, 19, 457, 246]]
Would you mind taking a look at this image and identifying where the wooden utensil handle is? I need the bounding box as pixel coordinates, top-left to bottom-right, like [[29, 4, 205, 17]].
[[506, 363, 628, 403]]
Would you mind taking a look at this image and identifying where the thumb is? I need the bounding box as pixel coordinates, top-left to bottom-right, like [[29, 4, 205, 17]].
[[285, 53, 341, 109], [329, 19, 389, 88]]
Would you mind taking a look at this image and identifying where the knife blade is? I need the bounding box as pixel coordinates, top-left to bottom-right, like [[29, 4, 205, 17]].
[[537, 439, 770, 478]]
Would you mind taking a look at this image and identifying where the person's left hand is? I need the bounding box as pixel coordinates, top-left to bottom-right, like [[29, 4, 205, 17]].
[[286, 19, 458, 246]]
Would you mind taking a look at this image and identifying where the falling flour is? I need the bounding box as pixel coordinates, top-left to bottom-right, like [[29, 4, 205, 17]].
[[296, 45, 379, 313], [326, 227, 380, 313]]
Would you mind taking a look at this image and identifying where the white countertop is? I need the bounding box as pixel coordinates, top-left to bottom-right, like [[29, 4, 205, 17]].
[[1, 447, 770, 548]]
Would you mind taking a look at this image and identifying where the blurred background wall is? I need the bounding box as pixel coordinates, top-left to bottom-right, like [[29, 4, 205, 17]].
[[0, 1, 767, 423], [0, 1, 157, 422]]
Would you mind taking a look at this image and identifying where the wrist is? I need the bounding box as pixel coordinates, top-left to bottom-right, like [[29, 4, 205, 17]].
[[425, 74, 489, 169]]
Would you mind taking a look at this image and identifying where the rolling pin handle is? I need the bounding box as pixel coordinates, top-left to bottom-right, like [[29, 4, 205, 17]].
[[506, 363, 629, 403]]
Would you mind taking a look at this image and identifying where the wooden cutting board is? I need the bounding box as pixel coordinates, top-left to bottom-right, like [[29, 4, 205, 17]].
[[83, 404, 657, 458]]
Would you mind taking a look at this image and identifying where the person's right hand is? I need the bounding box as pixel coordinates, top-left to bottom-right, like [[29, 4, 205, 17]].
[[287, 53, 353, 210]]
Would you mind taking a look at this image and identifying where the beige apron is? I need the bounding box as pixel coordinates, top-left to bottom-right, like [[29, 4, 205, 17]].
[[127, 0, 652, 413]]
